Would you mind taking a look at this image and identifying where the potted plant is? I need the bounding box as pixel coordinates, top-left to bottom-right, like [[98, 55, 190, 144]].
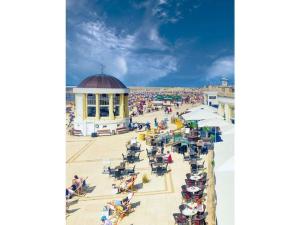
[[202, 126, 210, 138], [142, 174, 150, 184], [211, 160, 215, 168]]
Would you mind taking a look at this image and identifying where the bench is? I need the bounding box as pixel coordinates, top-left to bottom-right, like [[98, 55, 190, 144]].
[[72, 129, 83, 136], [97, 129, 112, 136], [116, 127, 129, 135]]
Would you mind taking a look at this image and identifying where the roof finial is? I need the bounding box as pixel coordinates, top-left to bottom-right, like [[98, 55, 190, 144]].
[[100, 63, 105, 74]]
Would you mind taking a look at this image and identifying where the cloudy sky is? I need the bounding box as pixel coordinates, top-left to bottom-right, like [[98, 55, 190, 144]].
[[67, 0, 234, 87]]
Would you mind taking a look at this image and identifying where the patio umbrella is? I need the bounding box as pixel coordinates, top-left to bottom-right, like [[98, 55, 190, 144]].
[[197, 118, 231, 142], [197, 118, 230, 128], [182, 109, 220, 121]]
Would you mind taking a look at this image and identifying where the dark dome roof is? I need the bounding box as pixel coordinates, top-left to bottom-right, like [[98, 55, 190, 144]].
[[78, 74, 127, 89]]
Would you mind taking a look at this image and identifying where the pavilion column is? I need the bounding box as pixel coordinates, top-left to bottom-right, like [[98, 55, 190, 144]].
[[120, 94, 124, 118], [224, 104, 229, 121], [95, 94, 99, 119], [83, 94, 87, 120], [109, 93, 114, 120], [124, 94, 129, 117]]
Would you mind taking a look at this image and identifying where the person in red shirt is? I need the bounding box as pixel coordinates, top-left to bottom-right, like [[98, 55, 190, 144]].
[[165, 151, 173, 163]]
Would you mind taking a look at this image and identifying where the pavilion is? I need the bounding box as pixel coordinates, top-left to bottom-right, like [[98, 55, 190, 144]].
[[73, 74, 129, 136]]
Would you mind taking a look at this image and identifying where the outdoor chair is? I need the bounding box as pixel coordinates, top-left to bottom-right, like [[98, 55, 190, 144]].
[[198, 172, 207, 179], [186, 173, 191, 179], [164, 163, 168, 173], [148, 155, 155, 164], [179, 204, 186, 214], [185, 179, 195, 187], [197, 161, 205, 170], [156, 156, 163, 163], [127, 155, 135, 164], [198, 176, 208, 184], [127, 165, 135, 174], [173, 213, 189, 225], [122, 153, 127, 162], [197, 181, 208, 188], [193, 192, 203, 202], [114, 170, 123, 180], [183, 153, 190, 161], [181, 185, 187, 192], [181, 191, 192, 202], [179, 145, 188, 154], [196, 184, 207, 191], [150, 163, 157, 174], [146, 148, 151, 157], [151, 150, 157, 156], [191, 218, 206, 225], [191, 164, 198, 174], [190, 153, 197, 160], [108, 167, 116, 177], [201, 146, 208, 154], [192, 212, 207, 225], [135, 152, 141, 161], [156, 165, 164, 175]]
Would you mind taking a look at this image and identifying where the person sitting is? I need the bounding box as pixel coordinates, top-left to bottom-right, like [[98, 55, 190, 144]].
[[72, 175, 88, 194], [116, 175, 137, 193], [106, 194, 134, 220], [100, 216, 113, 225], [65, 188, 74, 199], [196, 139, 203, 148], [166, 151, 173, 163]]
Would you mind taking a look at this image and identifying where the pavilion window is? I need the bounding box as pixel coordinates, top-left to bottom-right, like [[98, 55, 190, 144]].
[[87, 94, 96, 117], [113, 94, 120, 116], [99, 94, 109, 117]]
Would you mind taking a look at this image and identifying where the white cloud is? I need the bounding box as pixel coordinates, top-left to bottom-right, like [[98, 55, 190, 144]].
[[159, 0, 167, 5], [115, 56, 128, 75], [206, 56, 234, 79], [68, 20, 177, 85]]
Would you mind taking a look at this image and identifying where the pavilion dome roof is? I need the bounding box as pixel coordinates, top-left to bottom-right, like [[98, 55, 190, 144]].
[[78, 74, 127, 89]]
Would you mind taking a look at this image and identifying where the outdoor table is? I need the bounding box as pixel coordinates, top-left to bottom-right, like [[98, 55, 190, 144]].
[[187, 186, 200, 194], [115, 166, 126, 174], [190, 175, 201, 181], [126, 152, 136, 157], [182, 206, 198, 223], [155, 162, 165, 167], [182, 202, 205, 224], [185, 202, 204, 212], [184, 202, 205, 213], [189, 159, 198, 165]]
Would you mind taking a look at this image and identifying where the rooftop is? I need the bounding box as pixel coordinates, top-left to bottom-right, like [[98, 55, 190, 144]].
[[78, 74, 127, 89]]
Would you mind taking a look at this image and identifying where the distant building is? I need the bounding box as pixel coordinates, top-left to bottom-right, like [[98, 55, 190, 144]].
[[202, 77, 235, 123], [221, 77, 228, 87], [73, 74, 129, 136], [66, 86, 75, 104], [203, 91, 218, 107], [218, 96, 235, 123]]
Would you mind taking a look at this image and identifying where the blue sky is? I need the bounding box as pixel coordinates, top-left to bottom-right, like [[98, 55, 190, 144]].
[[67, 0, 234, 87]]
